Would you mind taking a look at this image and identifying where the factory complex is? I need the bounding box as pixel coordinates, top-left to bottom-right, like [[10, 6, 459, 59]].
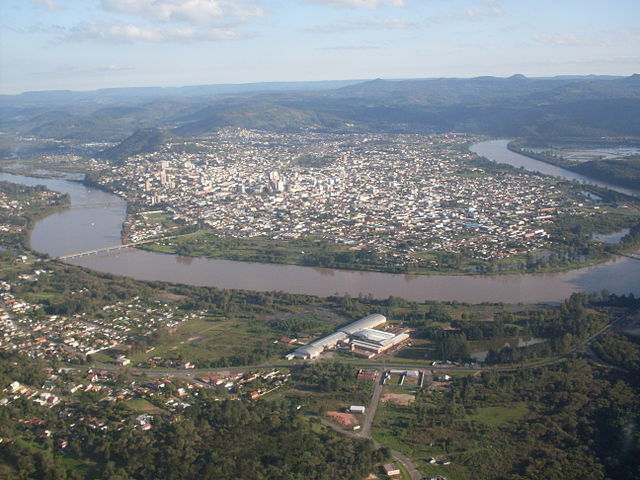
[[289, 314, 409, 359]]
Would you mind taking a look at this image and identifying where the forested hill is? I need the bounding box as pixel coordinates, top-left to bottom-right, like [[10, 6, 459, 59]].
[[1, 74, 639, 142], [96, 128, 171, 164]]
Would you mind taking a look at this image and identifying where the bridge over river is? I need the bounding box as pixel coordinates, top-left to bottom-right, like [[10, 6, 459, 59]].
[[56, 234, 185, 260], [3, 140, 639, 304]]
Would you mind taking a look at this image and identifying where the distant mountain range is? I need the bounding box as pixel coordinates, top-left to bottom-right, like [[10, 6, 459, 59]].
[[1, 75, 639, 146]]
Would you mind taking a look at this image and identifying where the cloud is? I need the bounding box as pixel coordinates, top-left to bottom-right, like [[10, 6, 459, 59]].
[[59, 63, 131, 73], [534, 34, 614, 47], [320, 44, 381, 50], [465, 3, 504, 19], [101, 63, 129, 71], [302, 0, 405, 9], [429, 0, 505, 23], [563, 55, 640, 66], [100, 0, 266, 27], [30, 0, 64, 12], [65, 21, 240, 43], [29, 1, 266, 44], [306, 17, 414, 33]]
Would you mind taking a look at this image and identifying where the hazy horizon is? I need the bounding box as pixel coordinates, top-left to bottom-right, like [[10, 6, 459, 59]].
[[1, 0, 639, 95], [3, 73, 637, 97]]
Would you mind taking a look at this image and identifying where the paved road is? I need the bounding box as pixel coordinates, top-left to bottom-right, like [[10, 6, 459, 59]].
[[320, 418, 422, 480], [585, 344, 629, 373], [73, 306, 638, 480], [312, 367, 424, 479], [358, 375, 384, 439]]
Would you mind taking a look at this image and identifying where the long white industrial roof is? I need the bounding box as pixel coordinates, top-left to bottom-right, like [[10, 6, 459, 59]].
[[292, 313, 387, 358], [338, 313, 386, 334], [293, 331, 348, 358]]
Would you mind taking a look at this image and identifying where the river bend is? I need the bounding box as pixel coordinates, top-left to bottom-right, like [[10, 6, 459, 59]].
[[1, 140, 638, 303]]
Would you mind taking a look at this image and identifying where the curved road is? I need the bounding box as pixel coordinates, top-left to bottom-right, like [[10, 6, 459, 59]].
[[319, 417, 423, 480], [77, 307, 637, 480]]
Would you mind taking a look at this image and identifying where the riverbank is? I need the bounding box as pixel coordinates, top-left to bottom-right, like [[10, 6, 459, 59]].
[[7, 140, 639, 278], [507, 140, 575, 168], [0, 180, 70, 254], [135, 228, 636, 277], [122, 138, 640, 277], [3, 141, 640, 303], [507, 140, 640, 191]]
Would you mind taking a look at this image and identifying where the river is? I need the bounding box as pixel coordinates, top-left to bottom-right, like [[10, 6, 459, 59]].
[[1, 140, 638, 303], [470, 139, 639, 197]]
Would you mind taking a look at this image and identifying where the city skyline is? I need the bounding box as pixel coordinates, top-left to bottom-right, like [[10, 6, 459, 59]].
[[1, 0, 639, 94]]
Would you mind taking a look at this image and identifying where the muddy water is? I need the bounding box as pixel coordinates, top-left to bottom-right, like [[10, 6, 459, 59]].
[[2, 140, 639, 303]]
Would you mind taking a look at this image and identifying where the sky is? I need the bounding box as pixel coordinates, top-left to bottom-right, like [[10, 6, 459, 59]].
[[0, 0, 639, 94]]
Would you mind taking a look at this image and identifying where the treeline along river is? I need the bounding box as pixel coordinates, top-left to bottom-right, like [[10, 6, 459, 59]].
[[1, 140, 639, 303]]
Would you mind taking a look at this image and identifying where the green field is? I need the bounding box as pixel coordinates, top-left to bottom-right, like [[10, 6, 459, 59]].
[[372, 400, 472, 480], [372, 393, 536, 480], [129, 313, 288, 366], [124, 398, 166, 414], [465, 403, 530, 426]]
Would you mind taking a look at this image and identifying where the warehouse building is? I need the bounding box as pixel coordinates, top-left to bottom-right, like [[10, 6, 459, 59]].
[[349, 328, 410, 358], [290, 314, 409, 359], [337, 313, 386, 334], [289, 331, 348, 360]]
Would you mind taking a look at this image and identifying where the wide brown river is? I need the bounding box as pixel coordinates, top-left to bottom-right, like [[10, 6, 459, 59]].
[[2, 140, 638, 303]]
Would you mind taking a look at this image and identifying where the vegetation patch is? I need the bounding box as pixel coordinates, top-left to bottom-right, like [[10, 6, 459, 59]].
[[124, 398, 166, 414], [465, 403, 530, 426]]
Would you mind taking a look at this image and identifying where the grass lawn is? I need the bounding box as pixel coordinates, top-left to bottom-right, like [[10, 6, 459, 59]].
[[444, 371, 479, 379], [392, 338, 437, 361], [24, 292, 56, 300], [90, 351, 117, 363], [465, 403, 530, 426], [129, 313, 286, 366], [372, 399, 473, 480], [383, 385, 419, 395], [124, 398, 166, 414], [372, 402, 419, 455], [397, 461, 412, 480]]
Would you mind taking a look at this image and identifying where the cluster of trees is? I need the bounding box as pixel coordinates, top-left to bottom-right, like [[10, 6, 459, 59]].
[[593, 333, 640, 375], [0, 360, 386, 480], [512, 140, 640, 191], [551, 211, 640, 247], [157, 231, 400, 273], [621, 220, 640, 248], [381, 359, 640, 479], [484, 294, 609, 364], [267, 316, 327, 336], [0, 182, 48, 196], [76, 400, 385, 480], [293, 362, 362, 394], [417, 293, 610, 363], [9, 265, 153, 317], [573, 156, 640, 190]]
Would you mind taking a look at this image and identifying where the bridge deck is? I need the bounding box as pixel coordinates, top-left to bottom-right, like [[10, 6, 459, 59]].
[[56, 235, 183, 260]]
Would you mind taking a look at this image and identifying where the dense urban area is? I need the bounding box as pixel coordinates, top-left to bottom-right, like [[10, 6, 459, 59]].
[[0, 70, 639, 479], [0, 178, 638, 480], [50, 129, 634, 274]]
